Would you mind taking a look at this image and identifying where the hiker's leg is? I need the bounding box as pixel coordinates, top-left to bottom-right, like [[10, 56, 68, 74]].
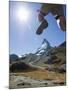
[[55, 15, 66, 31], [51, 4, 64, 16], [56, 5, 66, 31], [38, 13, 44, 22], [36, 4, 49, 35], [36, 19, 48, 35], [59, 16, 66, 31], [51, 5, 66, 31], [36, 12, 48, 35]]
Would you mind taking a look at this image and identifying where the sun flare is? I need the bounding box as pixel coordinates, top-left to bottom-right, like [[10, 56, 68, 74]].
[[17, 7, 29, 22]]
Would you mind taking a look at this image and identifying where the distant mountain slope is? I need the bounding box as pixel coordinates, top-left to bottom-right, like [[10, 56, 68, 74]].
[[10, 39, 66, 73], [38, 41, 66, 73], [21, 39, 52, 64], [10, 61, 37, 72], [59, 41, 66, 47], [10, 54, 19, 64], [23, 40, 66, 73]]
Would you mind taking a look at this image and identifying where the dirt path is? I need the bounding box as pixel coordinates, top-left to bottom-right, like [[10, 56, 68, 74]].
[[29, 62, 45, 70]]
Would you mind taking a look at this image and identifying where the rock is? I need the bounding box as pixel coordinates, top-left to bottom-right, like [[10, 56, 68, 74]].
[[53, 82, 64, 85], [17, 82, 31, 86], [44, 83, 48, 85], [58, 64, 66, 73]]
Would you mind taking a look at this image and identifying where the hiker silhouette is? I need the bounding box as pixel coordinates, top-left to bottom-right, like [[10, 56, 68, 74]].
[[36, 4, 66, 35]]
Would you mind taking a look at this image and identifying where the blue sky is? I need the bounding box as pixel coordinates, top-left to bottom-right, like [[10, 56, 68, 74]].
[[9, 1, 66, 56]]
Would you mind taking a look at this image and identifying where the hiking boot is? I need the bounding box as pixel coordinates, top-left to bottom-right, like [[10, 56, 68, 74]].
[[36, 19, 48, 35], [59, 16, 66, 31]]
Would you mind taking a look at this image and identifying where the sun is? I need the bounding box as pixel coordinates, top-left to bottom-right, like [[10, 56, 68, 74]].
[[16, 7, 29, 22]]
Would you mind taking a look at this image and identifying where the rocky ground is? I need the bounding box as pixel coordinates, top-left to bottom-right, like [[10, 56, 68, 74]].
[[9, 70, 66, 89]]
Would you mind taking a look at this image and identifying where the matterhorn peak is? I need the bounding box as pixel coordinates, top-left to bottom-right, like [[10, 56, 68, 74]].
[[36, 39, 51, 55], [42, 39, 48, 44]]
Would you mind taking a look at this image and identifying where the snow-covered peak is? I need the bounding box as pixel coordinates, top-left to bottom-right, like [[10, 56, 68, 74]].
[[36, 39, 51, 55], [38, 42, 47, 51]]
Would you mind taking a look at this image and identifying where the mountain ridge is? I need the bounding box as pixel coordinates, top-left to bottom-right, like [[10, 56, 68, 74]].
[[10, 39, 66, 73]]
